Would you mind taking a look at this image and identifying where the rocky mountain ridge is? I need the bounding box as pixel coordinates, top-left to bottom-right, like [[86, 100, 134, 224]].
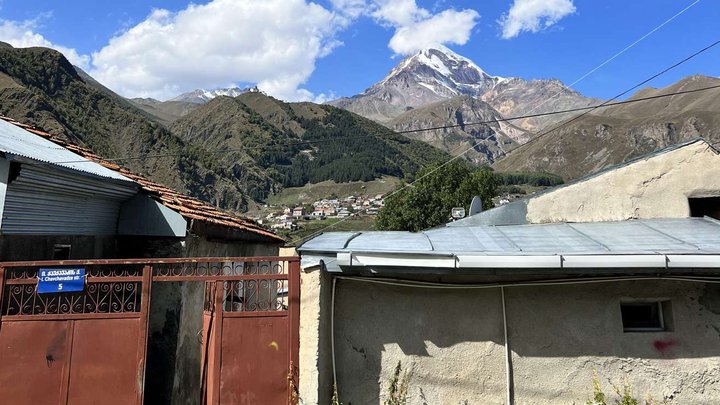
[[493, 75, 720, 179], [329, 46, 599, 163]]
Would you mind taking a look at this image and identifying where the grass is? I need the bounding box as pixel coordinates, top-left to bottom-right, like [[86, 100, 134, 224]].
[[267, 176, 402, 207], [280, 215, 376, 242]]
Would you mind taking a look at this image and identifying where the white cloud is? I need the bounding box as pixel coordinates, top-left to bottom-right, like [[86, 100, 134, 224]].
[[388, 9, 478, 55], [90, 0, 345, 101], [499, 0, 576, 39], [330, 0, 370, 19], [0, 18, 90, 69], [359, 0, 479, 55]]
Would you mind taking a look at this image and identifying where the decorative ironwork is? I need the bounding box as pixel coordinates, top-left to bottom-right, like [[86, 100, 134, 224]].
[[4, 267, 38, 280], [2, 282, 141, 316], [4, 265, 143, 280], [154, 261, 287, 278], [222, 279, 288, 312]]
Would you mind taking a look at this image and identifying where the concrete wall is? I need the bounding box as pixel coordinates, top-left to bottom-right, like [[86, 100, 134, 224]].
[[306, 276, 720, 404], [298, 267, 334, 405], [527, 141, 720, 223]]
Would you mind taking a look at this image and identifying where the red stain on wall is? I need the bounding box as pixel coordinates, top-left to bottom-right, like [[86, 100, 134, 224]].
[[653, 339, 678, 354]]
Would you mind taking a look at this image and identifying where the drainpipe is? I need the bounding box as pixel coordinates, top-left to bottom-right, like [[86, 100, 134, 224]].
[[331, 277, 338, 401], [501, 286, 514, 405]]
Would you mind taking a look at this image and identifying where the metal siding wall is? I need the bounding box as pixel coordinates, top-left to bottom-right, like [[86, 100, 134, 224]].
[[1, 165, 137, 235]]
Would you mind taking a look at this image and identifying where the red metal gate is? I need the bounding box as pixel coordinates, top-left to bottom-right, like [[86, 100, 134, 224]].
[[0, 257, 300, 405]]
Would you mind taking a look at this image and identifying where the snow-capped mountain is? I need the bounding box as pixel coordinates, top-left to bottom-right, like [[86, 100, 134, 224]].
[[170, 86, 261, 104], [330, 46, 597, 130], [329, 46, 599, 163], [330, 46, 507, 123]]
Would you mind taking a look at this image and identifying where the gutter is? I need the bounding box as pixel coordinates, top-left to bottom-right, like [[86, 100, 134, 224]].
[[331, 252, 720, 270]]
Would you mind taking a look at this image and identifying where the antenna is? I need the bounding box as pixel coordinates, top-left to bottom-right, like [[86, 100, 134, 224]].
[[469, 196, 483, 216]]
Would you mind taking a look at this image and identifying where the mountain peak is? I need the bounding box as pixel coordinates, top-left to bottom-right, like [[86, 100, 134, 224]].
[[169, 86, 262, 104]]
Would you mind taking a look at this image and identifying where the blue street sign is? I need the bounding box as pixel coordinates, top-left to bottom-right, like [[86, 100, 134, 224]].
[[38, 268, 85, 294]]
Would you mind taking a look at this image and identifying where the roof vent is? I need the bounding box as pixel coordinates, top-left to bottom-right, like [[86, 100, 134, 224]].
[[469, 196, 483, 216]]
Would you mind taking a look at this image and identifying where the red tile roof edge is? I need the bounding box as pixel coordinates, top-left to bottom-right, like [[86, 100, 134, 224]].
[[0, 115, 284, 243]]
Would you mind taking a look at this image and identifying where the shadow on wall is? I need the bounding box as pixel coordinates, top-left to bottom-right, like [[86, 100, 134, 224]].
[[333, 280, 507, 404], [331, 279, 720, 404]]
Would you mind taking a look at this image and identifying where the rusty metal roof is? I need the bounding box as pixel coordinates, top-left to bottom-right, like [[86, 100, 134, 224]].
[[0, 116, 283, 242]]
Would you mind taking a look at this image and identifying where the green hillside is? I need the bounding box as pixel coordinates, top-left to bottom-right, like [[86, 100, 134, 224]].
[[0, 44, 451, 212], [169, 92, 452, 200]]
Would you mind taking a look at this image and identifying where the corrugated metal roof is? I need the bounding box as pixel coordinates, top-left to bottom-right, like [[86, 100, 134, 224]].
[[298, 217, 720, 256], [0, 116, 283, 242], [0, 119, 132, 182]]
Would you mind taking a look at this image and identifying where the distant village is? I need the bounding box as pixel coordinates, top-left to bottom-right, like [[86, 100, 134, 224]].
[[257, 194, 385, 231]]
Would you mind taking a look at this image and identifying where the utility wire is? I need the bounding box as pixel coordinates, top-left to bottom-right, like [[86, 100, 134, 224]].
[[289, 39, 720, 245], [55, 83, 720, 165], [503, 38, 720, 156], [521, 0, 702, 119]]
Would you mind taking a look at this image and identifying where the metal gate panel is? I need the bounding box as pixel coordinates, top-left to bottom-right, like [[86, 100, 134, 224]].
[[220, 315, 289, 405], [0, 320, 69, 404], [0, 257, 300, 405], [67, 318, 143, 405]]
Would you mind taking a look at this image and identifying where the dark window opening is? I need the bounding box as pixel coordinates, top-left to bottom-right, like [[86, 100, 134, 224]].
[[52, 244, 71, 260], [621, 301, 672, 332], [689, 197, 720, 220]]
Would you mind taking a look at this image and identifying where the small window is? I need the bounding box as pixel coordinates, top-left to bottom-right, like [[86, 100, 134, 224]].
[[689, 197, 720, 220], [621, 301, 672, 332], [52, 244, 71, 260]]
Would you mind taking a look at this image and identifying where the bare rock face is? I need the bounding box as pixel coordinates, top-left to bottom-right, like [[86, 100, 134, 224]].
[[389, 95, 528, 164], [493, 75, 720, 180], [328, 46, 597, 163]]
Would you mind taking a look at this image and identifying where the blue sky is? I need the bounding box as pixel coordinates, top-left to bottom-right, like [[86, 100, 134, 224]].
[[0, 0, 717, 102]]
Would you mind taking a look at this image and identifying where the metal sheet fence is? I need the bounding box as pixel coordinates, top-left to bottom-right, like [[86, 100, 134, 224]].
[[0, 256, 300, 405]]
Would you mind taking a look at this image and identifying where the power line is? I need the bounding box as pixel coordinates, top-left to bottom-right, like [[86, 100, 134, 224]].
[[55, 83, 720, 165], [290, 38, 720, 245], [499, 38, 720, 157], [522, 0, 701, 118]]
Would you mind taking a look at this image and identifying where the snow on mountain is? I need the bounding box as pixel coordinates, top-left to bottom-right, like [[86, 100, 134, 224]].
[[170, 86, 262, 104], [329, 46, 595, 131], [329, 46, 509, 123]]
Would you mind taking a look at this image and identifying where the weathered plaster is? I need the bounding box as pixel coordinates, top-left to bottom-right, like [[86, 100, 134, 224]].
[[527, 141, 720, 223], [331, 279, 507, 405], [508, 280, 720, 404], [315, 277, 720, 404], [298, 267, 334, 405]]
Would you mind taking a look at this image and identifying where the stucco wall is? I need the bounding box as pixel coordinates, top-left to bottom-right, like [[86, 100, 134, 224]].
[[318, 277, 720, 405], [298, 267, 334, 405], [332, 279, 508, 405], [508, 280, 720, 404], [527, 142, 720, 223]]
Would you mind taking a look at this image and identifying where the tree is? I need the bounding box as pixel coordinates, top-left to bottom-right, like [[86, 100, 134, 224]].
[[375, 161, 498, 231]]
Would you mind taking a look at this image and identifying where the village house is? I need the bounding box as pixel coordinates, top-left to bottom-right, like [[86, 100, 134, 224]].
[[0, 116, 285, 403], [296, 138, 720, 404], [293, 206, 305, 218]]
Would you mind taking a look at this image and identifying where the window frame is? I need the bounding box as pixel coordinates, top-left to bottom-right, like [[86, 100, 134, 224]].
[[620, 300, 670, 333]]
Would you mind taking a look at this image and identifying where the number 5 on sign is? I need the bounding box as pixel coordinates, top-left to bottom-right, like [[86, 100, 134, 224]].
[[58, 283, 63, 291]]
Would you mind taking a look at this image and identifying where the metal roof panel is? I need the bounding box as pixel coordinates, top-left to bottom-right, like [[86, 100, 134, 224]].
[[0, 119, 132, 182]]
